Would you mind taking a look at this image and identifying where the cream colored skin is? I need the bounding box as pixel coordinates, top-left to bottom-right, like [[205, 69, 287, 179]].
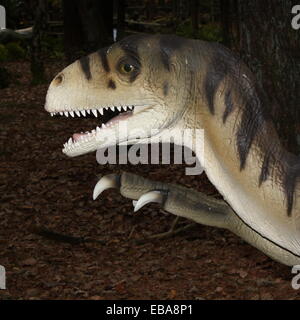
[[45, 35, 300, 266]]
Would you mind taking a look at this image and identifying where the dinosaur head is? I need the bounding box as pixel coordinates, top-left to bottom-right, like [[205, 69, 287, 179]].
[[45, 34, 191, 157]]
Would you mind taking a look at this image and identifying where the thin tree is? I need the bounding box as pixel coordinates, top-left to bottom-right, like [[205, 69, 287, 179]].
[[30, 0, 47, 85]]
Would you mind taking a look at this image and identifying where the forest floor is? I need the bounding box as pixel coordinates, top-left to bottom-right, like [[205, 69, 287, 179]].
[[0, 60, 299, 300]]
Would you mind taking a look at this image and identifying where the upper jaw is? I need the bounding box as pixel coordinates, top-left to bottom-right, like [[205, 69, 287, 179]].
[[45, 102, 152, 157], [48, 105, 134, 118]]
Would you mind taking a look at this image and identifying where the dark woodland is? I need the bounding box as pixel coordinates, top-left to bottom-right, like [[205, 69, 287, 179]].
[[0, 0, 300, 300]]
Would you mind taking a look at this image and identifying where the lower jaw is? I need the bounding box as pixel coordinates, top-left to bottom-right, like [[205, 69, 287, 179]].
[[63, 111, 134, 156], [72, 111, 133, 142]]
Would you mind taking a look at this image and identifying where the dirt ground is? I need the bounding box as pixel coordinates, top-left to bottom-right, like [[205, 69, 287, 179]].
[[0, 61, 299, 300]]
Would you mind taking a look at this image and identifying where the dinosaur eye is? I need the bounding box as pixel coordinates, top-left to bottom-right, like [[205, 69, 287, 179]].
[[117, 58, 140, 81], [120, 63, 134, 73]]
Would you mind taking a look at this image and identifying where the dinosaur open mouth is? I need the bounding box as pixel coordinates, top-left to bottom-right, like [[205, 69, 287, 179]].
[[49, 105, 136, 154]]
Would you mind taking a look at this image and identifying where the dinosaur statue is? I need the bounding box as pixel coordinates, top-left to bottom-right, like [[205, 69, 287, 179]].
[[44, 34, 300, 266]]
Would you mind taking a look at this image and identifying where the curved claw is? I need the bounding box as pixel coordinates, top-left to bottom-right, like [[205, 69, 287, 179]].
[[93, 174, 120, 200], [133, 191, 164, 212], [132, 200, 137, 207]]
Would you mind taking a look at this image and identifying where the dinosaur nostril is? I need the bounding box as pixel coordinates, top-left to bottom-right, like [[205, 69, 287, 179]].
[[53, 73, 64, 86]]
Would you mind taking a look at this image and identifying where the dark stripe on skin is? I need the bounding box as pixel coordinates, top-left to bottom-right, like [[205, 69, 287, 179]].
[[204, 59, 228, 115], [79, 56, 91, 80], [283, 155, 300, 216], [119, 36, 141, 62], [108, 79, 116, 89], [259, 151, 271, 186], [160, 50, 171, 71], [159, 35, 185, 72], [97, 48, 110, 73], [235, 74, 272, 171], [222, 90, 234, 123], [128, 68, 140, 83], [163, 81, 169, 96], [120, 44, 141, 83], [118, 35, 143, 83], [258, 139, 280, 187], [236, 94, 265, 170]]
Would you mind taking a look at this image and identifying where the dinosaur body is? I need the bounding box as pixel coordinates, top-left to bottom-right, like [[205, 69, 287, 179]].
[[45, 35, 300, 266]]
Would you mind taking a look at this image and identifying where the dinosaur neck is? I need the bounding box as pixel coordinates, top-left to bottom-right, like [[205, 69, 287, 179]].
[[178, 51, 300, 254], [199, 88, 299, 254]]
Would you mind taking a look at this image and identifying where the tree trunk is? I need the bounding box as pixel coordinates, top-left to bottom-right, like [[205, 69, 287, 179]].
[[0, 66, 10, 89], [30, 0, 47, 85], [116, 0, 126, 41], [77, 0, 113, 51], [233, 0, 300, 153], [190, 0, 199, 35], [63, 0, 113, 62], [63, 0, 85, 61], [145, 0, 155, 21], [172, 0, 189, 23], [220, 0, 231, 47]]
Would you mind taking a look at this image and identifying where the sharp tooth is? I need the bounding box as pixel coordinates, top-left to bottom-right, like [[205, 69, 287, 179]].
[[92, 129, 96, 134], [81, 110, 86, 116], [59, 112, 63, 116], [87, 109, 91, 114], [70, 111, 75, 117], [110, 106, 115, 112], [128, 106, 133, 110], [50, 113, 54, 117], [96, 126, 101, 132], [75, 111, 81, 117], [99, 109, 104, 115], [105, 107, 109, 110], [92, 109, 98, 117], [122, 106, 127, 111], [102, 123, 106, 128], [68, 137, 72, 145], [117, 106, 122, 112], [64, 111, 69, 117]]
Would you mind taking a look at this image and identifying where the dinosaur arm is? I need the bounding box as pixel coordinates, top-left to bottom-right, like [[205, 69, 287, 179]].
[[94, 172, 300, 266]]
